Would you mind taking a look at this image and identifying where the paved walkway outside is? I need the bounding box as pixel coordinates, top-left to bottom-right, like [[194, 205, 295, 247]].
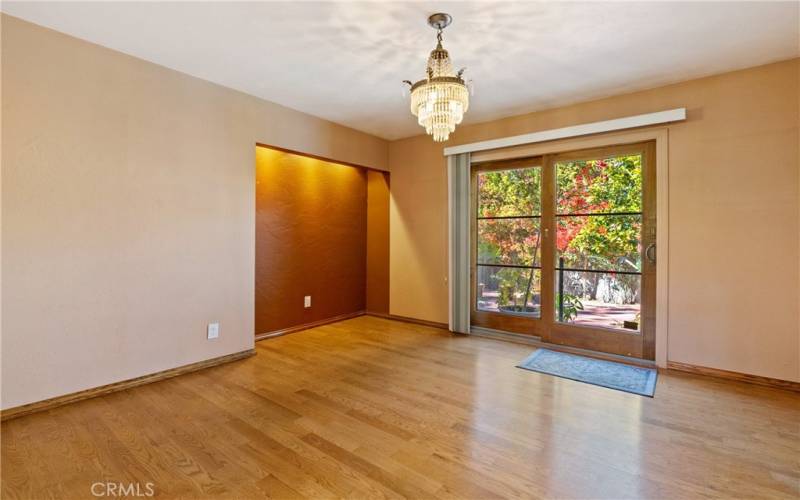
[[478, 295, 640, 331]]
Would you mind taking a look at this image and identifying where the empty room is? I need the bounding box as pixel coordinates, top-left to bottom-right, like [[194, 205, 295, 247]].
[[1, 2, 798, 499]]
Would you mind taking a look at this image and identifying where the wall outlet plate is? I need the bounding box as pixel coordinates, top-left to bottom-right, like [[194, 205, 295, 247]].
[[207, 322, 219, 340], [304, 296, 311, 308]]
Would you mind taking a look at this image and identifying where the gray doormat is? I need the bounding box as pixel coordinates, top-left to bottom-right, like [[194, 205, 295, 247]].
[[517, 349, 657, 397]]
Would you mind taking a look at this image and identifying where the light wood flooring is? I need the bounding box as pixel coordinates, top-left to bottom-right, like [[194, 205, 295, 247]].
[[2, 316, 798, 499]]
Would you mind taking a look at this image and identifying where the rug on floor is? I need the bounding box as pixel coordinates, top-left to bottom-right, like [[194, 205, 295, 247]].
[[517, 348, 658, 397]]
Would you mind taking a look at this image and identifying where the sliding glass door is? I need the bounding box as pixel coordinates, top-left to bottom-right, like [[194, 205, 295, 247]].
[[471, 142, 656, 360]]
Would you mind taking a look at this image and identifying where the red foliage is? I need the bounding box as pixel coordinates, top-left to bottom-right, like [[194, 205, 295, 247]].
[[556, 220, 582, 252]]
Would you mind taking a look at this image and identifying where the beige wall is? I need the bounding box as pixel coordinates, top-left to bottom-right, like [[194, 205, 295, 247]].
[[1, 15, 388, 409], [389, 59, 800, 382], [3, 13, 798, 412]]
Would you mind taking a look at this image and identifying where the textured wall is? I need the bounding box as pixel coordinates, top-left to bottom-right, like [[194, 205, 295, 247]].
[[254, 147, 367, 334], [389, 59, 800, 382], [366, 170, 390, 315]]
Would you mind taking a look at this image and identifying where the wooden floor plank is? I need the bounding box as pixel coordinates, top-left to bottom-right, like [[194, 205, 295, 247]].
[[2, 315, 798, 499]]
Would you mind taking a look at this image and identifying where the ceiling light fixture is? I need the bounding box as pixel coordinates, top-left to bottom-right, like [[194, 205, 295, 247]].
[[404, 13, 471, 142]]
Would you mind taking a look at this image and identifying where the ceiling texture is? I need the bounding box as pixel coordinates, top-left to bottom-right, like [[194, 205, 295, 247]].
[[3, 1, 799, 140]]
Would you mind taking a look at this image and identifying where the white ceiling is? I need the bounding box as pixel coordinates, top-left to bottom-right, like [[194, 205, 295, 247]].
[[3, 1, 799, 140]]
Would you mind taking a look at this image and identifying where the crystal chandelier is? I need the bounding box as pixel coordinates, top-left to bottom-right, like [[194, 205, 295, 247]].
[[404, 13, 470, 142]]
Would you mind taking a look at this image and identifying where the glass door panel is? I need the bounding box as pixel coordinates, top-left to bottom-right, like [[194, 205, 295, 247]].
[[553, 152, 644, 332], [546, 142, 657, 360], [472, 163, 544, 334]]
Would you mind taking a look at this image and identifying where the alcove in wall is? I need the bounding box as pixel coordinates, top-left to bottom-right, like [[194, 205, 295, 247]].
[[255, 145, 389, 338]]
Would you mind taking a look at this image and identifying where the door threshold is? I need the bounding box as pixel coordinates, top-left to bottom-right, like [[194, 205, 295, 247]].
[[469, 326, 543, 344], [469, 326, 655, 368]]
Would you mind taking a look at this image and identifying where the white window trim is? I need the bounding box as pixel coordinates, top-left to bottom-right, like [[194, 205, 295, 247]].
[[443, 108, 685, 156]]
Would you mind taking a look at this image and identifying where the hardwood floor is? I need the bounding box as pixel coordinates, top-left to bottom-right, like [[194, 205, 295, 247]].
[[2, 315, 798, 499]]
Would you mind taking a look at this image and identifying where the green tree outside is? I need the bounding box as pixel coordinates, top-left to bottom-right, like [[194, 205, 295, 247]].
[[477, 154, 643, 318]]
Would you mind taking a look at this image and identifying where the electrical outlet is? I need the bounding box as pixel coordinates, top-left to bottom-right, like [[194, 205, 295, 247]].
[[304, 296, 311, 308], [207, 322, 219, 340]]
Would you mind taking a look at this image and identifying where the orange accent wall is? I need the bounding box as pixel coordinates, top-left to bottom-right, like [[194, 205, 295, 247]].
[[255, 147, 389, 335], [366, 171, 390, 315]]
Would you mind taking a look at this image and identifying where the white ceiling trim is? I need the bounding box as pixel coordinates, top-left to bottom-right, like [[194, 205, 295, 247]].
[[443, 108, 687, 156]]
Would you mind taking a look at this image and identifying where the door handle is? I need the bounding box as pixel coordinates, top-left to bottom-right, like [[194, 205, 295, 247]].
[[645, 243, 656, 264]]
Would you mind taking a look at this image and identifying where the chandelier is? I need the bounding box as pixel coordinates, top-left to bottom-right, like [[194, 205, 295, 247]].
[[404, 13, 470, 142]]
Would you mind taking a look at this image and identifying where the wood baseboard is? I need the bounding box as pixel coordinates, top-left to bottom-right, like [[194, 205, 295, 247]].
[[365, 312, 449, 331], [255, 311, 366, 341], [1, 349, 256, 422], [666, 361, 800, 392]]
